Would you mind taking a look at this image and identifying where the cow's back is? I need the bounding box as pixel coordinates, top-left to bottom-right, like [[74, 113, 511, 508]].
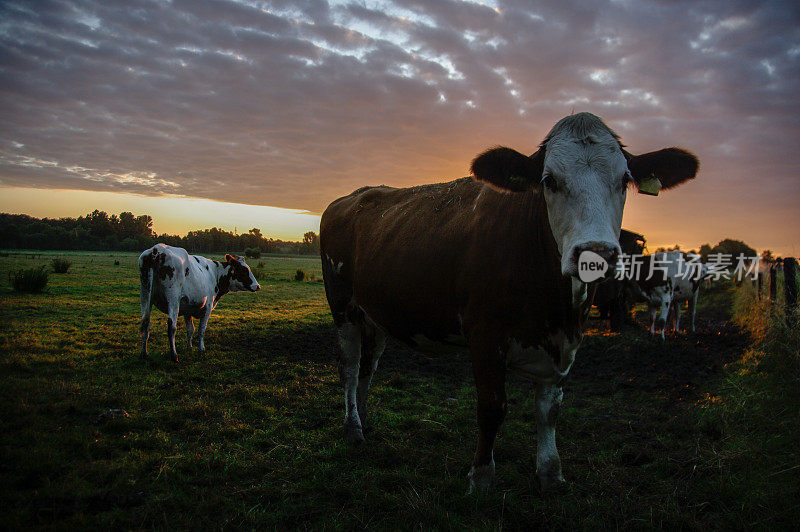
[[320, 178, 573, 347], [321, 180, 481, 341]]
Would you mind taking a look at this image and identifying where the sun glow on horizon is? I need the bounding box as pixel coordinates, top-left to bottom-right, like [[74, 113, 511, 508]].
[[0, 187, 321, 241], [0, 185, 796, 257]]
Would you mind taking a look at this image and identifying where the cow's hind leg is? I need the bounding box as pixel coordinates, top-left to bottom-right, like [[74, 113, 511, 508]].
[[356, 321, 386, 433], [164, 292, 180, 363], [184, 316, 194, 348], [139, 269, 153, 359], [468, 342, 507, 493], [673, 302, 682, 332], [535, 383, 566, 492], [337, 320, 364, 443], [139, 311, 151, 359]]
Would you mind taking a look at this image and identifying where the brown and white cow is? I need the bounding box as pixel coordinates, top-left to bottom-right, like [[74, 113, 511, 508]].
[[320, 113, 698, 492], [138, 244, 259, 362]]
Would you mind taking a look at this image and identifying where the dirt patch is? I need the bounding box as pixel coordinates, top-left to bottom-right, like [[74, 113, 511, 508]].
[[571, 314, 749, 401], [266, 302, 749, 404]]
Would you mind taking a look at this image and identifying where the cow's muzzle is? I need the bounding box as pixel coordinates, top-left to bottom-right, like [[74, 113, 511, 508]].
[[572, 242, 619, 266], [564, 241, 621, 279]]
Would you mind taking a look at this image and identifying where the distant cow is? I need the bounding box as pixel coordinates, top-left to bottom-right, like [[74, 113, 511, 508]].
[[631, 252, 675, 339], [669, 252, 708, 333], [138, 244, 259, 362], [320, 113, 698, 493], [632, 250, 707, 338]]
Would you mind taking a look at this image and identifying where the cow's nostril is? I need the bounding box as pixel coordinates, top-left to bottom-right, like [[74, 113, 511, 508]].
[[596, 247, 618, 264], [574, 243, 619, 266]]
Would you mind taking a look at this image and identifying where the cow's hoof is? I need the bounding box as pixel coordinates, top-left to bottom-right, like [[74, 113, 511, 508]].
[[344, 423, 365, 444], [537, 459, 567, 493], [539, 475, 567, 494], [171, 356, 180, 363], [467, 460, 495, 494]]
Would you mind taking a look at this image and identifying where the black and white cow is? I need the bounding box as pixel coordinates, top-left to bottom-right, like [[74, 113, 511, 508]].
[[138, 244, 259, 362], [633, 250, 708, 338], [320, 113, 699, 493]]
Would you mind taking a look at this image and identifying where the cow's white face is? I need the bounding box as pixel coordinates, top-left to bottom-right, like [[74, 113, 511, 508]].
[[470, 112, 699, 280], [226, 255, 260, 292], [542, 132, 628, 277], [647, 281, 673, 328]]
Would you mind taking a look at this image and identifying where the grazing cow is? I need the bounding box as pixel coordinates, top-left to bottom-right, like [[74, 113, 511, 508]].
[[138, 244, 259, 362], [633, 251, 707, 337], [320, 113, 698, 492], [631, 252, 675, 339], [668, 252, 708, 333]]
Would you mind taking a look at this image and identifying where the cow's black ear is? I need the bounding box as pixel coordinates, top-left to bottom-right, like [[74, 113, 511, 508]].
[[225, 254, 235, 263], [471, 146, 544, 192], [624, 148, 699, 191]]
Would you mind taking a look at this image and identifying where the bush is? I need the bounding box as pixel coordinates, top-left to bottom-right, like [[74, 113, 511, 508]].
[[294, 269, 306, 282], [10, 266, 49, 293], [245, 248, 261, 259], [51, 257, 72, 273]]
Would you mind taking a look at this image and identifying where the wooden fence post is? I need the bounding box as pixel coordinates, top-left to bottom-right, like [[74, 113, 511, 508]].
[[769, 264, 778, 302], [757, 266, 763, 295], [784, 258, 798, 327]]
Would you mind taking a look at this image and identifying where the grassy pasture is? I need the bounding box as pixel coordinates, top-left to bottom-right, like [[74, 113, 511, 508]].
[[0, 251, 797, 529]]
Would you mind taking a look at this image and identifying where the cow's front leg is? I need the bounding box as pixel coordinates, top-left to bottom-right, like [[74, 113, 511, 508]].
[[535, 383, 565, 492], [673, 303, 682, 332], [197, 307, 212, 354], [688, 292, 698, 332], [649, 307, 657, 335], [467, 346, 507, 493], [650, 307, 665, 340], [337, 322, 364, 443], [184, 316, 194, 348]]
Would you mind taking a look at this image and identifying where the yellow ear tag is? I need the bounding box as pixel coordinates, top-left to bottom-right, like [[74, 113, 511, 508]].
[[637, 174, 661, 196]]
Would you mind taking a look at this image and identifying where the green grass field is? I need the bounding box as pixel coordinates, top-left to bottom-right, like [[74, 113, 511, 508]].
[[1, 251, 797, 529]]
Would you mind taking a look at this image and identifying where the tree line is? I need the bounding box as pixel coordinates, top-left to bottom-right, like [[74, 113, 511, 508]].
[[0, 210, 320, 255], [655, 238, 769, 262]]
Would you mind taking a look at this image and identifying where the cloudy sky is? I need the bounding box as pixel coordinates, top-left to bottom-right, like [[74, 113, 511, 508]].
[[1, 0, 798, 252]]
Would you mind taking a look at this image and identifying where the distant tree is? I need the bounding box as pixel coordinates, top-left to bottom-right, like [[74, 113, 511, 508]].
[[760, 249, 775, 263], [86, 209, 113, 237], [711, 238, 757, 260], [0, 210, 316, 254], [699, 243, 713, 262], [301, 231, 320, 255]]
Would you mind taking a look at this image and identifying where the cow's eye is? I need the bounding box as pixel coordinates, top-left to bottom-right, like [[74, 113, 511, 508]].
[[542, 174, 559, 192]]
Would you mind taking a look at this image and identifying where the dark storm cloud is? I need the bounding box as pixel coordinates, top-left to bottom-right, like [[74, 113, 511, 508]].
[[1, 0, 798, 220]]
